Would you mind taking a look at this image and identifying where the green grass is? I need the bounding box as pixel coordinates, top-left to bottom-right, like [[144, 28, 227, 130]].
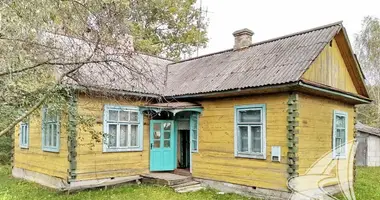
[[335, 167, 380, 200], [0, 166, 252, 200]]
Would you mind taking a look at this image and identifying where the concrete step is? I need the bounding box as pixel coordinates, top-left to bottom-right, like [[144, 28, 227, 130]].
[[175, 184, 204, 193], [171, 181, 200, 189], [141, 173, 192, 186]]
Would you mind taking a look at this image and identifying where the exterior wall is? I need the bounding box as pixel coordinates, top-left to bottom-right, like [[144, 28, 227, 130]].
[[14, 109, 69, 179], [367, 134, 380, 166], [355, 131, 368, 166], [302, 38, 358, 95], [298, 93, 355, 175], [193, 93, 289, 191], [75, 94, 150, 181]]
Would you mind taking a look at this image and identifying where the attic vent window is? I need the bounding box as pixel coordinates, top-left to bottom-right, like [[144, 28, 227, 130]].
[[329, 40, 333, 47]]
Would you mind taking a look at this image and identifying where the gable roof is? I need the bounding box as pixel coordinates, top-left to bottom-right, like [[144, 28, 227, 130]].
[[43, 32, 172, 95], [64, 53, 171, 95], [54, 21, 369, 102], [164, 22, 344, 96]]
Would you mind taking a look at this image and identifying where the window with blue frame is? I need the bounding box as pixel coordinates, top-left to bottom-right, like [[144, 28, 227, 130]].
[[234, 104, 266, 159], [190, 113, 199, 152], [20, 120, 29, 148], [42, 108, 60, 152], [103, 105, 143, 152], [333, 110, 348, 159]]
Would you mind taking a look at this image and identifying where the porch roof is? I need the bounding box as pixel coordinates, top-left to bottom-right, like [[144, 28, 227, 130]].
[[140, 102, 203, 115]]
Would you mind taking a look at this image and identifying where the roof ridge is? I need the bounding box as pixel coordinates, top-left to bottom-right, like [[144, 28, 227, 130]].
[[169, 21, 343, 65], [136, 51, 175, 62]]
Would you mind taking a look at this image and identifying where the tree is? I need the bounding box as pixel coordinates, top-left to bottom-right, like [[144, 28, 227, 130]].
[[129, 0, 208, 59], [0, 0, 208, 138], [355, 16, 380, 127]]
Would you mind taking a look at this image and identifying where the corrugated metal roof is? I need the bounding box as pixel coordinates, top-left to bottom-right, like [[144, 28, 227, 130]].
[[64, 53, 171, 95], [356, 122, 380, 136], [164, 22, 343, 96], [45, 32, 173, 95]]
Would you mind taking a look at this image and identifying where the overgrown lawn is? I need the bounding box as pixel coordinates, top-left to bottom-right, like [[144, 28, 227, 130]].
[[335, 167, 380, 200], [2, 165, 380, 199], [0, 166, 251, 200]]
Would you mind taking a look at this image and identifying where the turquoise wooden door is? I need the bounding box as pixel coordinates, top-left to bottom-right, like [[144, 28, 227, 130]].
[[150, 120, 176, 171]]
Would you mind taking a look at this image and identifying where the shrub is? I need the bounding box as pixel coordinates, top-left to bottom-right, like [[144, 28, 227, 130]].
[[0, 133, 12, 165]]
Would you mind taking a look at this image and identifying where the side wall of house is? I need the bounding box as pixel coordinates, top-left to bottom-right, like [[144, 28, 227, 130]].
[[355, 132, 368, 167], [298, 93, 355, 176], [367, 135, 380, 167], [75, 95, 150, 181], [14, 110, 69, 179], [302, 39, 358, 95], [193, 93, 289, 191]]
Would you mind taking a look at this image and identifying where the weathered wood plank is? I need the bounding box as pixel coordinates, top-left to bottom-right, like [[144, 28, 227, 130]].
[[302, 39, 358, 94], [194, 94, 289, 190]]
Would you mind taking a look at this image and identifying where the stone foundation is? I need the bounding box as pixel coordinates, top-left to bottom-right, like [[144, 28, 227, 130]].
[[12, 167, 141, 192], [194, 178, 291, 199], [12, 167, 68, 190], [195, 177, 343, 200]]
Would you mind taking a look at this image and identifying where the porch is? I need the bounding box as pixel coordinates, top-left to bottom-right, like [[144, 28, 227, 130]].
[[141, 102, 202, 174], [141, 172, 204, 193]]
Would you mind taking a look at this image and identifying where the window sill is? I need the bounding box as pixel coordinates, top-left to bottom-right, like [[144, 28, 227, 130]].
[[103, 148, 143, 153], [235, 153, 266, 160], [42, 148, 60, 153], [20, 146, 29, 149], [333, 155, 347, 160]]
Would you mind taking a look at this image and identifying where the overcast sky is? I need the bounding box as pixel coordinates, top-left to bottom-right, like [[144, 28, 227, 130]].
[[196, 0, 380, 56]]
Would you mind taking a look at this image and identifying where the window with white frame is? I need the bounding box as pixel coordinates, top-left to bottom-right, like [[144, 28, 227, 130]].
[[333, 110, 348, 158], [190, 113, 199, 152], [20, 120, 29, 148], [42, 108, 60, 152], [103, 105, 143, 152], [235, 104, 266, 159]]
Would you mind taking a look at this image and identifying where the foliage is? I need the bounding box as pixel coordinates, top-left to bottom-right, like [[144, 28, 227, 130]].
[[355, 16, 380, 127], [0, 0, 208, 139], [0, 133, 12, 165], [129, 0, 208, 59], [0, 165, 251, 200]]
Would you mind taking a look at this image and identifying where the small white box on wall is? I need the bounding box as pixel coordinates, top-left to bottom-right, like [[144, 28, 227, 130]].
[[271, 146, 281, 162]]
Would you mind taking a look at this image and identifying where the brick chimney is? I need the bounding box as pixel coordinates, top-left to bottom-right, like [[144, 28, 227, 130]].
[[233, 28, 254, 50]]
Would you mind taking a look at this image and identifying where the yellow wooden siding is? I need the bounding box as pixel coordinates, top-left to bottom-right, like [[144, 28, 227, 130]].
[[302, 39, 358, 94], [75, 95, 149, 181], [193, 93, 289, 191], [298, 93, 355, 176], [14, 110, 69, 179]]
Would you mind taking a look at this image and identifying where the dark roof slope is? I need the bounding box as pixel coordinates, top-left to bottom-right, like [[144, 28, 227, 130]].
[[356, 122, 380, 136], [42, 32, 172, 95], [164, 22, 343, 96]]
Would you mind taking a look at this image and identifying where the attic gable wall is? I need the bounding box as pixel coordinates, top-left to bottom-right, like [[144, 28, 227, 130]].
[[302, 38, 359, 95]]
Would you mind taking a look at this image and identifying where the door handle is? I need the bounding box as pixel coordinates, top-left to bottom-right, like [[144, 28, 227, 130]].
[[151, 143, 153, 149]]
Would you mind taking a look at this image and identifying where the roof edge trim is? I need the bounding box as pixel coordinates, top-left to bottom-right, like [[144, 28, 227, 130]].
[[299, 81, 371, 104]]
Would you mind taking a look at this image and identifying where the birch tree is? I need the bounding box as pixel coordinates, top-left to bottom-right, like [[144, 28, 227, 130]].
[[355, 16, 380, 127]]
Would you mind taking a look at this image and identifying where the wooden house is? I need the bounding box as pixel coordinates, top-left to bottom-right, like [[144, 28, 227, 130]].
[[13, 21, 370, 198]]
